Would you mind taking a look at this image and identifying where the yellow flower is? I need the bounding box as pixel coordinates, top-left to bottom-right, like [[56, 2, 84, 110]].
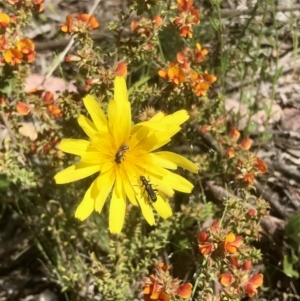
[[54, 76, 198, 233]]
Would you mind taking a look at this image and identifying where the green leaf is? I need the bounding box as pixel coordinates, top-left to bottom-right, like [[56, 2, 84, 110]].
[[285, 213, 300, 245], [283, 254, 299, 278]]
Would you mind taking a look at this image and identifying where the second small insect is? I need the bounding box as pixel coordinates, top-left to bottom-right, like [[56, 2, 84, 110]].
[[139, 175, 158, 202]]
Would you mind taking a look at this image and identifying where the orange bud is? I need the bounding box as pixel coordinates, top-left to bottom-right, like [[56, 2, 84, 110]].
[[156, 262, 170, 272], [240, 138, 252, 150], [43, 91, 53, 104], [86, 78, 100, 85], [247, 208, 257, 217], [229, 128, 241, 140], [200, 125, 211, 133], [211, 218, 220, 230], [226, 147, 235, 158], [177, 0, 193, 12], [65, 54, 81, 62], [130, 19, 138, 32], [0, 35, 8, 51], [243, 260, 252, 270], [153, 15, 163, 27], [115, 61, 127, 77], [198, 231, 208, 242]]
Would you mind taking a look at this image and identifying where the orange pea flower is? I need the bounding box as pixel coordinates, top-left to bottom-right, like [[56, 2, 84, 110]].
[[197, 230, 214, 255], [204, 71, 217, 84], [3, 48, 23, 65], [243, 274, 263, 297], [17, 38, 36, 62], [16, 101, 30, 115], [61, 15, 73, 33], [32, 0, 44, 12], [75, 13, 99, 29], [61, 14, 99, 33], [219, 273, 235, 287], [48, 104, 62, 117], [158, 63, 185, 85], [177, 0, 193, 11], [190, 6, 200, 24], [224, 233, 243, 254], [176, 283, 192, 299], [194, 43, 208, 63], [143, 276, 170, 301], [188, 70, 215, 96], [242, 172, 254, 185], [179, 25, 193, 38], [231, 256, 252, 270], [192, 81, 210, 96], [254, 157, 268, 174], [176, 51, 189, 69], [0, 13, 10, 28]]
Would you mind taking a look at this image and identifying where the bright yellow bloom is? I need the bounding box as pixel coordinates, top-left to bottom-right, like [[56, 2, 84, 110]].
[[54, 76, 198, 233]]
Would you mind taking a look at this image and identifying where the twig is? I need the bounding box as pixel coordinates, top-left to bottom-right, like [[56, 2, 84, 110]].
[[45, 0, 102, 78], [1, 113, 26, 165]]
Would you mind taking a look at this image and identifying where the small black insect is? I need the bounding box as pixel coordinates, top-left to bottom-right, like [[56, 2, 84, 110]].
[[139, 175, 158, 202], [115, 144, 129, 164]]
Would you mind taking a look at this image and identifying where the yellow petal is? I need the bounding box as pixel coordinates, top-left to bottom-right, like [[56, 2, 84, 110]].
[[155, 151, 199, 173], [109, 184, 126, 233], [77, 115, 97, 139], [120, 167, 138, 206], [147, 153, 177, 170], [138, 156, 168, 178], [150, 176, 174, 197], [74, 180, 98, 220], [81, 151, 104, 164], [83, 95, 108, 132], [148, 111, 165, 122], [95, 170, 115, 212], [137, 196, 155, 226], [106, 77, 131, 147], [152, 195, 172, 219], [160, 110, 189, 126], [107, 100, 122, 146], [114, 76, 128, 104], [163, 171, 194, 193], [54, 163, 100, 184], [59, 139, 90, 156]]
